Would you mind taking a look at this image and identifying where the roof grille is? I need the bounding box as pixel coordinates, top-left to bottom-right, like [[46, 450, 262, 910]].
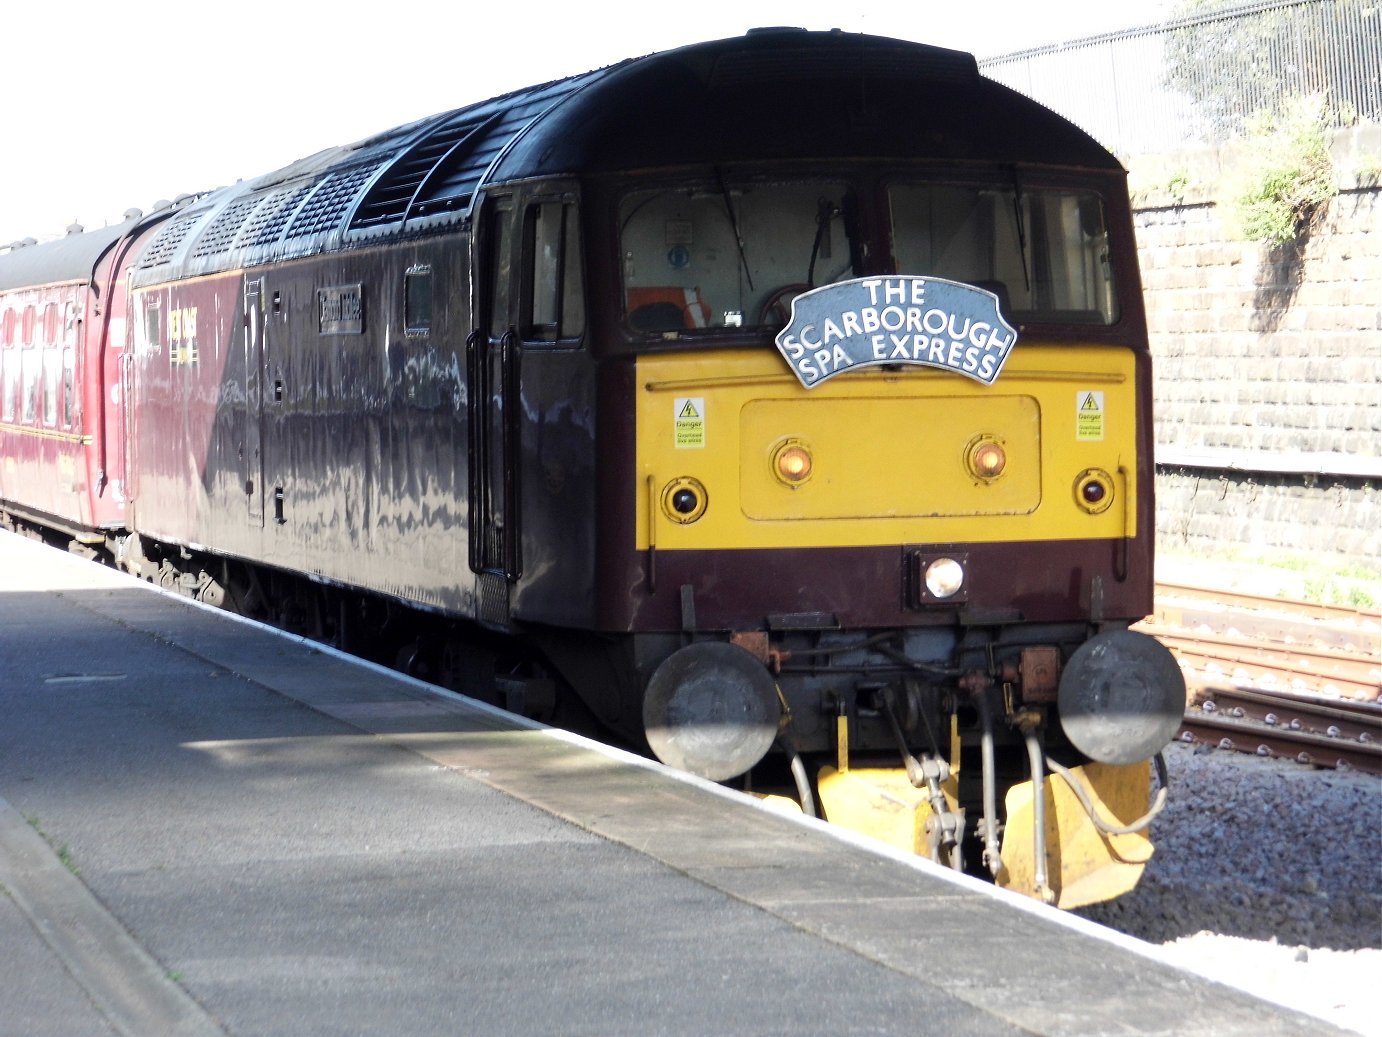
[[189, 198, 262, 258], [350, 112, 500, 229], [137, 209, 210, 269], [283, 164, 382, 240], [396, 75, 595, 220], [127, 68, 606, 282], [237, 184, 314, 248]]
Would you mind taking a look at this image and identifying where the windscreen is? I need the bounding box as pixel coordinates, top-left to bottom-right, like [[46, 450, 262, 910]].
[[620, 180, 855, 333], [618, 177, 1119, 337], [889, 183, 1118, 325]]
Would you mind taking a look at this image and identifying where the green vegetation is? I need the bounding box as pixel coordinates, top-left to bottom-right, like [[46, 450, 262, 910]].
[[1163, 546, 1381, 608], [57, 844, 79, 875], [1166, 170, 1191, 205], [1310, 579, 1376, 609], [1357, 154, 1381, 188], [26, 815, 81, 875], [1163, 0, 1380, 137], [1159, 0, 1378, 243], [1226, 94, 1339, 244]]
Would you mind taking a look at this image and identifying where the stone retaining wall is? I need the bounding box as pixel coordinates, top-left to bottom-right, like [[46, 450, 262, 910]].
[[1128, 126, 1381, 574]]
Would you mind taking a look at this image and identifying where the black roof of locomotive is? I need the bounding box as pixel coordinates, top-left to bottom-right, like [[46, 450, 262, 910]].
[[127, 29, 1120, 288], [490, 28, 1120, 178]]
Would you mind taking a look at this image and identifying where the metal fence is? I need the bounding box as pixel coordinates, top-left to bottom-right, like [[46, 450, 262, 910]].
[[979, 0, 1382, 158]]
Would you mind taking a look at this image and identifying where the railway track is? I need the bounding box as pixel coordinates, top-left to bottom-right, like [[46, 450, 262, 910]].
[[1138, 581, 1382, 774], [1178, 684, 1382, 774]]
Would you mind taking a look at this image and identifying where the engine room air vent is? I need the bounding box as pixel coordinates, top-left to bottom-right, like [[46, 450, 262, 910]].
[[380, 73, 602, 223], [136, 209, 211, 269], [350, 112, 502, 229], [189, 197, 262, 259], [283, 163, 384, 240], [234, 184, 314, 250]]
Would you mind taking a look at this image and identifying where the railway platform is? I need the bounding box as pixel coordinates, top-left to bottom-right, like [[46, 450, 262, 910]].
[[0, 530, 1348, 1036]]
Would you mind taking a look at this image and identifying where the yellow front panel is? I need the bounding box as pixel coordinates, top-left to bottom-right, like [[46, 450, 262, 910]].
[[739, 396, 1040, 520], [636, 344, 1138, 551]]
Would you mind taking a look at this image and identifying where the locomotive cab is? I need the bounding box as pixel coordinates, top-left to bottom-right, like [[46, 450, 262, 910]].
[[479, 29, 1186, 906]]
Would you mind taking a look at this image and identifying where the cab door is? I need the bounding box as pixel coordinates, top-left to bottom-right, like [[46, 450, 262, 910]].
[[468, 197, 522, 595]]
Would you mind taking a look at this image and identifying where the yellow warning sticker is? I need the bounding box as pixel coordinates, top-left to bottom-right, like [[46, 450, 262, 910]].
[[674, 396, 705, 448], [1077, 391, 1105, 441]]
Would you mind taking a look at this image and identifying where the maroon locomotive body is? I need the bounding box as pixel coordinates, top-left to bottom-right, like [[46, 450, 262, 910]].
[[0, 29, 1185, 907]]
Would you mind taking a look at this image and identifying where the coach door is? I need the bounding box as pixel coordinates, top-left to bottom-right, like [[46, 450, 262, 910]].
[[468, 197, 522, 592], [242, 279, 265, 526]]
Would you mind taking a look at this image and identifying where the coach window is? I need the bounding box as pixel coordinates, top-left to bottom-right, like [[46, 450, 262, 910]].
[[62, 348, 75, 428], [41, 304, 56, 426], [404, 266, 432, 337], [1, 349, 13, 422], [42, 348, 59, 426], [522, 200, 584, 344], [61, 304, 77, 426], [0, 309, 12, 422], [21, 343, 39, 424]]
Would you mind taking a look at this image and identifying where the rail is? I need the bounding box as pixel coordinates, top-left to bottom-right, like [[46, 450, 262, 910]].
[[1180, 684, 1382, 774], [1140, 579, 1381, 771]]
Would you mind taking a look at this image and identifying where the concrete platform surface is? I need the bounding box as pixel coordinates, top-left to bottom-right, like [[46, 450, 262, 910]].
[[0, 531, 1344, 1036]]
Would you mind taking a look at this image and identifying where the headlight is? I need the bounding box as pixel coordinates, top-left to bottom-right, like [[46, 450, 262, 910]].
[[925, 557, 966, 598], [908, 552, 970, 608], [772, 439, 813, 486], [965, 436, 1007, 481]]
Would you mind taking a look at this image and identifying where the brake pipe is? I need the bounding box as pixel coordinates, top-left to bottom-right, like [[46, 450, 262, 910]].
[[1045, 752, 1170, 836], [970, 686, 1004, 879], [1020, 720, 1055, 905]]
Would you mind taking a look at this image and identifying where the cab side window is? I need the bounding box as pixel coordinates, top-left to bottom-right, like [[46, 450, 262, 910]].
[[522, 200, 584, 344], [486, 203, 514, 340], [404, 266, 433, 337]]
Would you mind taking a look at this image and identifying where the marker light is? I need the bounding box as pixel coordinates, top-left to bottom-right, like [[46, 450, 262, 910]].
[[1074, 469, 1115, 514], [965, 436, 1007, 481], [772, 440, 814, 485], [661, 477, 708, 523], [924, 558, 966, 599]]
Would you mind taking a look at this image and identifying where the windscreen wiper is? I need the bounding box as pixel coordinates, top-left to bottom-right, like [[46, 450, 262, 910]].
[[716, 168, 755, 293], [1010, 167, 1032, 295]]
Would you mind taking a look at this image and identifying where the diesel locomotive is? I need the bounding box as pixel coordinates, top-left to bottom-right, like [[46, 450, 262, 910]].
[[0, 28, 1185, 907]]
